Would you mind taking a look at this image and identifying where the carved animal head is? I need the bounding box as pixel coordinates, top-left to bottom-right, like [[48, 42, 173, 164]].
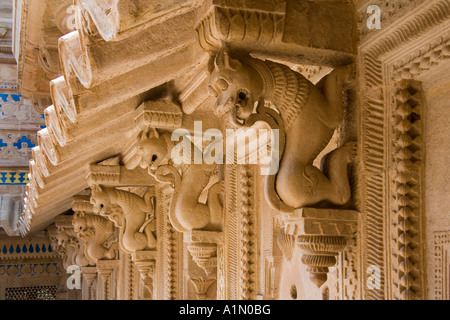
[[72, 211, 88, 234], [126, 128, 168, 171], [55, 232, 69, 255], [56, 232, 70, 247], [90, 184, 112, 215], [138, 128, 168, 170], [208, 48, 264, 120]]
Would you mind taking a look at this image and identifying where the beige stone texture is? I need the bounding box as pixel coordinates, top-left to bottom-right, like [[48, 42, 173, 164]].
[[0, 0, 448, 301]]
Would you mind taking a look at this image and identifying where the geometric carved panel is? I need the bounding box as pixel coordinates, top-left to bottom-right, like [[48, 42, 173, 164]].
[[434, 231, 450, 300]]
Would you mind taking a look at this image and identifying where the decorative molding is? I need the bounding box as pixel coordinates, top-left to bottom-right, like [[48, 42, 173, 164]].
[[390, 80, 426, 300], [434, 231, 450, 300], [357, 0, 425, 43], [0, 171, 29, 185], [87, 165, 121, 186], [391, 36, 450, 81], [335, 237, 360, 300], [358, 0, 450, 300], [134, 100, 183, 131], [239, 165, 256, 300], [197, 6, 285, 51], [0, 239, 56, 260], [360, 0, 450, 57], [0, 262, 63, 278]]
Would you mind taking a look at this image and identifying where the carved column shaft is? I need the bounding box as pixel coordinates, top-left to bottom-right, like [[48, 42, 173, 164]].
[[81, 266, 97, 300], [96, 260, 119, 300], [132, 250, 157, 300]]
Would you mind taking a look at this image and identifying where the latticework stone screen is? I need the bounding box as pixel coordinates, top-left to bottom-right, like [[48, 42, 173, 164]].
[[5, 285, 57, 300]]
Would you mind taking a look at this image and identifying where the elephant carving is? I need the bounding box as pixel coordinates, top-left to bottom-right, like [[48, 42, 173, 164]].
[[72, 211, 118, 262], [125, 128, 223, 233], [208, 49, 356, 212], [90, 185, 157, 253]]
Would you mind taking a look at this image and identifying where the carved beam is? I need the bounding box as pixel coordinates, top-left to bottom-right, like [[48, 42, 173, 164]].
[[282, 208, 359, 288], [135, 100, 183, 131], [197, 0, 355, 66], [87, 164, 157, 187]]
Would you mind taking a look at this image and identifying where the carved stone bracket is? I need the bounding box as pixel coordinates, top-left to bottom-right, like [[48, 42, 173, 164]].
[[190, 277, 216, 300], [185, 230, 223, 276], [197, 0, 355, 66], [72, 196, 119, 263], [282, 208, 359, 288], [51, 215, 90, 269]]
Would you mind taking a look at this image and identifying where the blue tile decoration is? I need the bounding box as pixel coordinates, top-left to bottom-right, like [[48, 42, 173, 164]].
[[0, 171, 29, 185], [13, 136, 36, 150], [10, 94, 21, 102], [0, 262, 62, 277]]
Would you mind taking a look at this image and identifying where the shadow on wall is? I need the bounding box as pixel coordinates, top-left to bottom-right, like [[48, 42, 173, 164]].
[[279, 247, 326, 300]]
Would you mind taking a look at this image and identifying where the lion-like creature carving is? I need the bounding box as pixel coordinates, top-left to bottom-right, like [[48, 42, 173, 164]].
[[53, 229, 90, 268], [72, 211, 117, 262], [124, 128, 170, 172], [90, 185, 157, 253], [208, 49, 356, 211], [124, 128, 223, 233]]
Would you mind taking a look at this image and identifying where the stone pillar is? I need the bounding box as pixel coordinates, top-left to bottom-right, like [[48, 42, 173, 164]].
[[132, 250, 157, 300], [96, 260, 119, 300], [81, 266, 97, 300]]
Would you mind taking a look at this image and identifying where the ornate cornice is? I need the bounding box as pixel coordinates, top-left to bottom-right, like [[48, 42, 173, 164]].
[[360, 0, 450, 58]]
